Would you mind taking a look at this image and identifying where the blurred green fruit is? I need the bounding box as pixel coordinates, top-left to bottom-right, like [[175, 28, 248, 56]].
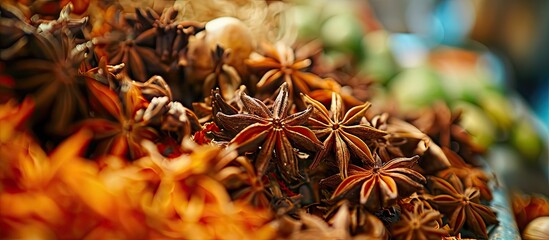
[[453, 101, 496, 150], [511, 118, 543, 161], [319, 0, 355, 20], [359, 31, 398, 83], [389, 66, 445, 112], [478, 90, 514, 130], [289, 5, 321, 40], [321, 14, 363, 53]]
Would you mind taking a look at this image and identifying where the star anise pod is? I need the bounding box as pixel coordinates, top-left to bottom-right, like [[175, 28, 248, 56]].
[[79, 79, 157, 159], [323, 200, 389, 239], [368, 113, 407, 160], [161, 100, 202, 137], [218, 156, 271, 208], [247, 42, 337, 99], [437, 147, 493, 201], [0, 97, 34, 142], [133, 95, 201, 141], [391, 201, 448, 240], [95, 7, 167, 82], [367, 113, 427, 162], [330, 155, 425, 211], [370, 113, 451, 173], [4, 29, 93, 134], [0, 2, 34, 60], [209, 87, 243, 136], [410, 102, 484, 162], [203, 45, 241, 100], [302, 92, 387, 178], [216, 83, 323, 179], [427, 174, 498, 238], [275, 207, 352, 239], [192, 86, 242, 125], [151, 7, 204, 64], [399, 191, 436, 211]]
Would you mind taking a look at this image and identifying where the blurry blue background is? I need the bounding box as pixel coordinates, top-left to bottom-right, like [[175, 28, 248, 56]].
[[369, 0, 549, 129]]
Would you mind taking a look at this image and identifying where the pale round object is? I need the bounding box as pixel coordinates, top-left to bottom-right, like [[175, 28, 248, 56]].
[[185, 32, 213, 83], [204, 17, 254, 74], [523, 216, 549, 240]]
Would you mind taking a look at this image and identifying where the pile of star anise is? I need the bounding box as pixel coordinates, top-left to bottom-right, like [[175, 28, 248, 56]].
[[1, 1, 499, 239]]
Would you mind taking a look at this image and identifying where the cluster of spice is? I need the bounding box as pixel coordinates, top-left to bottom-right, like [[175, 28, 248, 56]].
[[1, 1, 499, 239]]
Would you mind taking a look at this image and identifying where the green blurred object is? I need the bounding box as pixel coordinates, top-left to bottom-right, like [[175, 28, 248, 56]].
[[321, 14, 364, 54], [454, 101, 497, 150], [511, 118, 544, 162], [388, 66, 445, 112], [289, 5, 321, 40], [359, 31, 399, 83], [478, 90, 515, 130]]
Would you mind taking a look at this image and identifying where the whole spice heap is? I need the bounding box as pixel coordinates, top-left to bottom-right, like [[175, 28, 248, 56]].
[[1, 1, 499, 239]]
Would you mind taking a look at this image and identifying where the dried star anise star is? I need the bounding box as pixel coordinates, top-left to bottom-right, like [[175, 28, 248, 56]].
[[247, 42, 336, 99], [410, 102, 484, 161], [391, 202, 448, 240], [216, 83, 323, 179], [5, 29, 92, 133], [0, 3, 34, 60], [96, 8, 166, 82], [323, 201, 389, 239], [302, 92, 387, 178], [370, 113, 452, 173], [152, 7, 204, 63], [330, 155, 425, 211], [80, 79, 157, 159], [276, 205, 352, 239], [203, 45, 241, 100], [437, 148, 493, 201], [219, 156, 271, 208], [428, 174, 498, 238]]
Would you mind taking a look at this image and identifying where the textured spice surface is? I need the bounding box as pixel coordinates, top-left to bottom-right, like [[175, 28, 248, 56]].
[[0, 1, 503, 239]]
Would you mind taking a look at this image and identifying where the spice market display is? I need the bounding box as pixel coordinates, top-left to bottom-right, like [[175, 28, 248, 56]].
[[0, 1, 547, 239]]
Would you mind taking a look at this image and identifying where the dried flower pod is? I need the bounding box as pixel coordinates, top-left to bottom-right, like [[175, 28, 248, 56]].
[[94, 7, 170, 82], [437, 147, 493, 201], [183, 17, 250, 98], [302, 92, 387, 178], [5, 28, 93, 134], [321, 200, 389, 239], [161, 100, 202, 137], [80, 79, 156, 159], [83, 58, 124, 88], [202, 45, 242, 100], [329, 155, 425, 211], [391, 201, 448, 240], [0, 97, 34, 141], [428, 174, 498, 238], [247, 42, 338, 99], [216, 83, 323, 180], [0, 2, 34, 60], [277, 209, 351, 239], [409, 102, 484, 162], [130, 140, 271, 239], [218, 156, 271, 208]]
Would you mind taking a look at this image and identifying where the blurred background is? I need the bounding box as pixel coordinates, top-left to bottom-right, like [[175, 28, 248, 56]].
[[287, 0, 549, 194]]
